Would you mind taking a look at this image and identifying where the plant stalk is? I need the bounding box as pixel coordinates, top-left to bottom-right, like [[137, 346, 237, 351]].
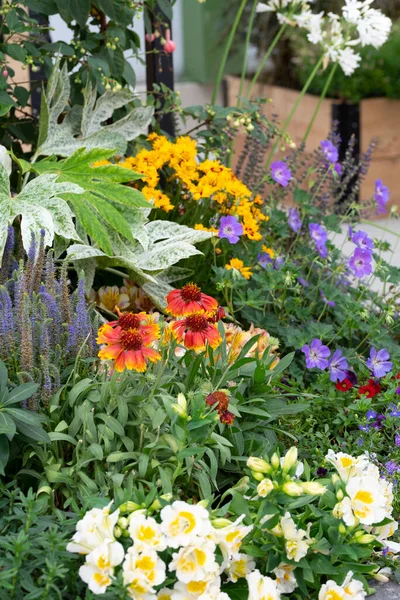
[[237, 0, 259, 105], [303, 62, 338, 143], [245, 23, 287, 101]]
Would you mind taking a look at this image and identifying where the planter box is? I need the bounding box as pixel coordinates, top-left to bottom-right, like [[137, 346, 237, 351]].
[[225, 75, 400, 214]]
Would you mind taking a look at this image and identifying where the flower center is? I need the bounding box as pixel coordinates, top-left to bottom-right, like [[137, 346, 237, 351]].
[[117, 312, 141, 330], [119, 329, 144, 350], [180, 283, 202, 302], [185, 313, 209, 332], [224, 226, 233, 234]]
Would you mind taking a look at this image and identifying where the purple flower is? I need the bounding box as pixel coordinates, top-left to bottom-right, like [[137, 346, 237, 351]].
[[382, 547, 390, 557], [348, 248, 373, 278], [320, 289, 335, 307], [320, 140, 339, 163], [344, 370, 358, 386], [301, 338, 330, 370], [316, 467, 328, 477], [309, 223, 328, 246], [316, 243, 328, 259], [334, 163, 342, 175], [385, 461, 399, 475], [371, 414, 386, 429], [352, 230, 374, 251], [288, 207, 302, 233], [298, 277, 309, 287], [397, 387, 400, 395], [357, 438, 364, 447], [366, 409, 377, 421], [395, 434, 400, 447], [374, 179, 389, 215], [218, 216, 243, 244], [274, 257, 285, 270], [359, 424, 370, 432], [366, 347, 392, 378], [258, 252, 273, 268], [389, 404, 400, 417], [329, 349, 348, 382], [271, 161, 292, 187]]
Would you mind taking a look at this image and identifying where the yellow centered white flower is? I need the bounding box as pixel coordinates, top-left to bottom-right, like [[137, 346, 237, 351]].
[[128, 513, 167, 552], [67, 502, 120, 554], [257, 478, 274, 498], [325, 450, 369, 482], [372, 521, 400, 554], [122, 546, 166, 589], [247, 569, 281, 600], [319, 572, 366, 600], [172, 573, 221, 599], [157, 588, 173, 600], [281, 512, 310, 562], [318, 579, 347, 600], [224, 553, 256, 583], [169, 540, 218, 583], [79, 563, 113, 595], [123, 571, 155, 600], [78, 539, 124, 595], [273, 562, 298, 594], [345, 475, 387, 525], [160, 501, 211, 548], [212, 514, 253, 560]]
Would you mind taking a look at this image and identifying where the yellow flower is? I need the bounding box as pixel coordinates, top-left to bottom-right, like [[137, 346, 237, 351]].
[[225, 258, 252, 280], [262, 245, 275, 258], [98, 286, 130, 312], [194, 223, 218, 234], [91, 159, 111, 168]]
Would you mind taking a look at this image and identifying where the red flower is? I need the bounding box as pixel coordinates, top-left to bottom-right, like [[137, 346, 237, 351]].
[[207, 305, 226, 324], [220, 410, 235, 425], [206, 391, 235, 425], [172, 311, 222, 351], [336, 378, 353, 392], [359, 379, 382, 399], [167, 283, 218, 317], [97, 324, 161, 373]]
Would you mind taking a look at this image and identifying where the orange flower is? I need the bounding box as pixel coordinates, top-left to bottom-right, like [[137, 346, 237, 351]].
[[108, 307, 160, 341], [206, 390, 235, 425], [97, 324, 161, 373], [172, 312, 222, 352], [166, 284, 218, 317]]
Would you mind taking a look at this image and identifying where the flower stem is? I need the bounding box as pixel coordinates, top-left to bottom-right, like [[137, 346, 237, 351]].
[[211, 0, 247, 105], [245, 23, 287, 101], [237, 0, 259, 106], [264, 55, 324, 170], [303, 62, 338, 143]]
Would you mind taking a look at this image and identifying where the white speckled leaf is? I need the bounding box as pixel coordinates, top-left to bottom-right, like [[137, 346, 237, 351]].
[[146, 220, 212, 246], [135, 241, 203, 271]]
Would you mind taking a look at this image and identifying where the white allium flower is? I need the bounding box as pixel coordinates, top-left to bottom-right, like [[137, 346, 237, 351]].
[[337, 47, 362, 76], [357, 9, 392, 48], [295, 10, 324, 43]]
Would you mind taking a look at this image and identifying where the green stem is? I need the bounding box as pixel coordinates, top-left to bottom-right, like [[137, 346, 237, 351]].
[[245, 23, 287, 101], [264, 55, 324, 170], [303, 62, 338, 143], [238, 0, 258, 105], [211, 0, 247, 105]]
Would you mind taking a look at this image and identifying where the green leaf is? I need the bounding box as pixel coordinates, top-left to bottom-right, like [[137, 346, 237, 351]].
[[98, 414, 125, 436], [157, 0, 173, 20], [4, 382, 39, 406], [14, 420, 50, 443], [4, 43, 26, 62], [48, 432, 77, 444], [107, 451, 137, 462], [0, 412, 16, 436], [89, 443, 104, 460], [70, 0, 90, 27], [0, 435, 9, 475]]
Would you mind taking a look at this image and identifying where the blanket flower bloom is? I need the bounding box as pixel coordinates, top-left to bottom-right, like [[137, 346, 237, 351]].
[[366, 347, 392, 378], [172, 312, 222, 351], [97, 321, 161, 373], [271, 160, 292, 187], [218, 215, 243, 244], [166, 284, 218, 317], [301, 338, 330, 370], [206, 390, 235, 425]]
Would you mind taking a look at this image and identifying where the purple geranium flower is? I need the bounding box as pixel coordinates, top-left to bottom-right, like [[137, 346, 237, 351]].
[[274, 257, 285, 270], [288, 207, 302, 233], [386, 461, 399, 475], [320, 289, 335, 307], [320, 139, 339, 163], [298, 277, 309, 287], [374, 179, 390, 215], [329, 349, 348, 382], [395, 434, 400, 447], [258, 252, 273, 269], [271, 160, 292, 187], [309, 223, 328, 246], [301, 338, 330, 370], [218, 216, 243, 244], [317, 243, 328, 259], [334, 162, 342, 175], [352, 230, 374, 251], [366, 347, 393, 378], [348, 248, 373, 278]]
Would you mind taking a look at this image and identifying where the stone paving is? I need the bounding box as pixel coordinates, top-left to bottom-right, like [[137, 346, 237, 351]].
[[373, 581, 400, 599]]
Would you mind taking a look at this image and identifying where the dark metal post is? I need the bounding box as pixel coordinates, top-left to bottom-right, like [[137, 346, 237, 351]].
[[332, 102, 360, 206], [145, 2, 175, 137]]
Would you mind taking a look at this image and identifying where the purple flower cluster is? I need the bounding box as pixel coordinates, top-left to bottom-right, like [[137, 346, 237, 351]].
[[301, 338, 348, 382], [320, 139, 341, 174], [309, 223, 328, 258], [374, 179, 390, 215], [218, 216, 243, 245], [348, 229, 374, 278], [271, 160, 292, 187]]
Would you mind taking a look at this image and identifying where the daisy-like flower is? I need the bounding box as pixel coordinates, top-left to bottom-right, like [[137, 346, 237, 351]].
[[218, 215, 244, 244], [169, 540, 218, 583], [225, 258, 253, 280], [366, 347, 392, 378], [273, 562, 298, 594], [280, 512, 310, 562], [247, 570, 281, 600], [128, 514, 167, 552], [301, 338, 330, 370], [97, 323, 161, 373], [212, 515, 253, 561], [160, 501, 212, 548], [172, 312, 222, 352], [97, 285, 130, 312], [225, 554, 256, 583], [271, 160, 292, 187], [166, 284, 218, 317]]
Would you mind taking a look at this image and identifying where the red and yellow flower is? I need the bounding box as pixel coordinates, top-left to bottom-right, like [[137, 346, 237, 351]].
[[166, 283, 218, 317], [97, 324, 161, 373], [206, 390, 235, 425], [172, 311, 222, 352]]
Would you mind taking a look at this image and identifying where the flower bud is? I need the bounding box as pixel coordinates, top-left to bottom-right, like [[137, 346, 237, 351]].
[[211, 518, 233, 529], [118, 517, 128, 529], [247, 457, 271, 473], [257, 478, 274, 498], [114, 526, 122, 538], [232, 476, 250, 493], [353, 533, 375, 544], [282, 447, 298, 473], [119, 501, 141, 513], [373, 568, 391, 583], [271, 453, 280, 470], [331, 474, 340, 485], [171, 403, 187, 418], [282, 481, 304, 497], [252, 471, 265, 482], [198, 499, 209, 508], [300, 481, 326, 496], [336, 489, 344, 501], [339, 523, 347, 535]]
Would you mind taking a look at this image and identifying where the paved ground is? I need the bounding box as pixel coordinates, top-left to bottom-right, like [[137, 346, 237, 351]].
[[373, 581, 400, 598]]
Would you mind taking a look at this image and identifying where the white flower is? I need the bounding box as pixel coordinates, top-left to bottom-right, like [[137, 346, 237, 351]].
[[247, 570, 281, 600], [123, 546, 166, 589], [280, 512, 310, 562], [225, 553, 256, 583], [357, 8, 391, 48], [158, 589, 173, 600], [160, 501, 211, 548], [372, 521, 400, 554], [0, 145, 11, 176], [346, 475, 387, 525], [79, 564, 113, 595], [123, 572, 155, 600], [78, 540, 124, 595], [273, 563, 298, 594], [67, 503, 120, 555], [128, 514, 167, 552], [171, 574, 221, 599], [169, 540, 218, 583], [333, 497, 355, 526], [319, 579, 346, 600], [342, 571, 366, 599], [338, 47, 362, 75], [212, 515, 253, 560], [295, 10, 324, 44], [325, 451, 369, 482], [257, 478, 274, 497]]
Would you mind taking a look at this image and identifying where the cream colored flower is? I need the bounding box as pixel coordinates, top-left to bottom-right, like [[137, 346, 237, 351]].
[[225, 553, 256, 583], [169, 540, 218, 583], [273, 563, 298, 594], [158, 589, 173, 600], [281, 447, 298, 472], [247, 570, 280, 600], [325, 450, 369, 482], [318, 579, 346, 600], [123, 546, 166, 589], [98, 285, 130, 312], [372, 521, 400, 553], [342, 571, 366, 599], [212, 515, 253, 560], [172, 574, 221, 599], [128, 514, 167, 552], [160, 501, 211, 548], [280, 512, 310, 562], [257, 478, 274, 497], [345, 475, 387, 525], [67, 502, 120, 554], [79, 540, 124, 595]]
